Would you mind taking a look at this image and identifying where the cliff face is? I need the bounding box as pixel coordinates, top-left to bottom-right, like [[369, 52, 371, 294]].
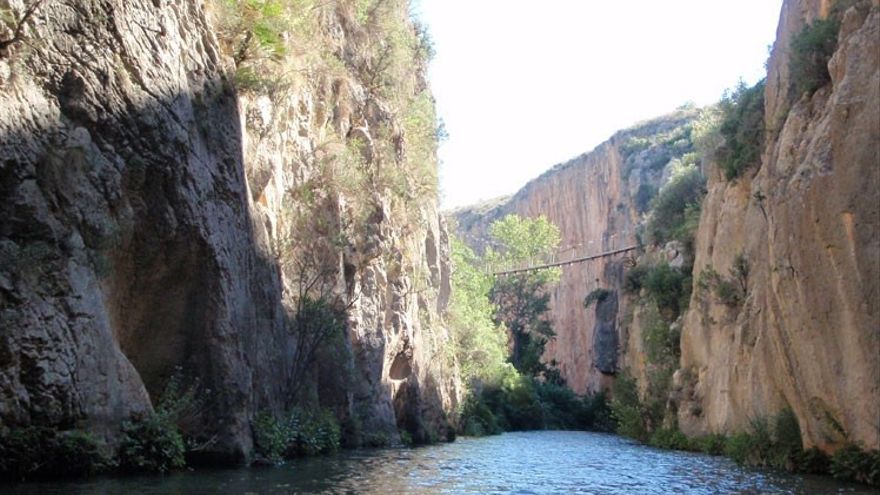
[[0, 0, 458, 462], [452, 112, 697, 393], [677, 0, 880, 450]]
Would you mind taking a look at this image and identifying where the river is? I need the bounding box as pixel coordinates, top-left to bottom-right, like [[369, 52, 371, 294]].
[[1, 431, 874, 494]]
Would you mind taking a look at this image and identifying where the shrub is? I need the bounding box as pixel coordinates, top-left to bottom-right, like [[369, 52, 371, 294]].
[[697, 256, 748, 308], [789, 17, 839, 97], [118, 413, 186, 473], [724, 408, 806, 472], [830, 444, 880, 486], [0, 427, 111, 480], [623, 263, 649, 294], [640, 261, 691, 320], [649, 428, 690, 450], [285, 407, 341, 456], [582, 391, 615, 432], [692, 433, 728, 456], [610, 372, 649, 442], [717, 80, 766, 181], [460, 393, 503, 437], [646, 162, 705, 248], [252, 412, 288, 464]]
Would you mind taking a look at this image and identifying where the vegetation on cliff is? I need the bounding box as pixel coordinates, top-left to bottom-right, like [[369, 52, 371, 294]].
[[449, 214, 613, 437]]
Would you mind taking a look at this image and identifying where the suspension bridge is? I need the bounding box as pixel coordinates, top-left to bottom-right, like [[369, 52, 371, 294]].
[[484, 231, 641, 276]]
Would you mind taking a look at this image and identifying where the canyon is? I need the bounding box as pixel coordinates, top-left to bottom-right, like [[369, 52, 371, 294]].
[[453, 0, 879, 452]]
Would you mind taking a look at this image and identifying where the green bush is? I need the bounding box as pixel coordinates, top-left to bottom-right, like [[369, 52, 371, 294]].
[[646, 163, 705, 248], [723, 408, 805, 472], [285, 407, 341, 456], [830, 444, 880, 486], [789, 17, 839, 97], [460, 393, 503, 437], [253, 412, 288, 464], [649, 428, 690, 450], [717, 80, 766, 181], [0, 427, 111, 480], [640, 261, 691, 320], [253, 407, 341, 462], [459, 372, 612, 436], [610, 372, 649, 442], [118, 413, 186, 473], [691, 433, 728, 456]]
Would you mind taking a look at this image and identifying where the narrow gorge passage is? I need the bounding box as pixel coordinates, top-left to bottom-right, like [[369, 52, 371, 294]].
[[1, 0, 877, 492]]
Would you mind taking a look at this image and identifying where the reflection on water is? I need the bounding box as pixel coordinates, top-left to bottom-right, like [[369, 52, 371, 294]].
[[2, 431, 874, 494]]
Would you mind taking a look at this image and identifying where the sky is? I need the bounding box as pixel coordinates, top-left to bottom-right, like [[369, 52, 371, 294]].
[[411, 0, 785, 210]]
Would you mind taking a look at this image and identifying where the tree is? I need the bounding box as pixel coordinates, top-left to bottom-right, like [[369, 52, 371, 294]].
[[485, 215, 561, 377], [448, 237, 508, 383]]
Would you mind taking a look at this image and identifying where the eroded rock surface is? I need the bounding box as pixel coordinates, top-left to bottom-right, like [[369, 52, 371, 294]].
[[0, 0, 458, 461], [677, 0, 880, 450]]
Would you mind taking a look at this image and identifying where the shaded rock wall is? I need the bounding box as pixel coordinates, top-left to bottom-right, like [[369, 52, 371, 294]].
[[0, 0, 458, 461], [677, 0, 880, 450]]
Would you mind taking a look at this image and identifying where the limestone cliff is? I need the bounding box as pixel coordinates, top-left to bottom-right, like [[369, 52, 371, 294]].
[[0, 0, 458, 463], [676, 0, 880, 450], [452, 0, 879, 454], [452, 111, 697, 394]]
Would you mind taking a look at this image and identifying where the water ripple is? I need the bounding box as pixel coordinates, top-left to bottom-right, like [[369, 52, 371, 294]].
[[2, 431, 877, 494]]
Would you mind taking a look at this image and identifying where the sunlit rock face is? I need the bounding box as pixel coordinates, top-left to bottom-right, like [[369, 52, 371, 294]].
[[0, 0, 458, 462], [451, 112, 697, 394], [677, 0, 879, 451]]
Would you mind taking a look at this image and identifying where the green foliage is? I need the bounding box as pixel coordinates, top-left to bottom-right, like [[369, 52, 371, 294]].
[[697, 255, 748, 308], [643, 262, 691, 320], [691, 433, 728, 456], [284, 407, 341, 456], [641, 303, 681, 368], [460, 392, 504, 437], [723, 408, 805, 472], [692, 105, 724, 159], [253, 412, 288, 464], [830, 444, 880, 486], [610, 371, 649, 442], [790, 17, 839, 97], [118, 413, 186, 473], [717, 80, 766, 181], [253, 407, 341, 463], [645, 162, 705, 250], [448, 236, 509, 383], [486, 215, 561, 376], [0, 427, 112, 480], [649, 428, 691, 450], [583, 288, 612, 308], [459, 365, 614, 436]]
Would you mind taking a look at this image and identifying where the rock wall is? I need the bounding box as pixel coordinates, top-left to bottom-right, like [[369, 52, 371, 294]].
[[677, 0, 880, 450], [452, 111, 696, 393], [0, 0, 458, 462]]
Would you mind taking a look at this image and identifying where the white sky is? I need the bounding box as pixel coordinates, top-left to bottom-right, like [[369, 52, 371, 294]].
[[411, 0, 784, 209]]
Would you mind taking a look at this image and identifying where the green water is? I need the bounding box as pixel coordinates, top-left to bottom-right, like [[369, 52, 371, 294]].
[[2, 431, 874, 494]]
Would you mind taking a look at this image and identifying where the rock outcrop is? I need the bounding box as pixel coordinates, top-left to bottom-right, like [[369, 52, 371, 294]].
[[677, 0, 880, 450], [0, 0, 458, 462]]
